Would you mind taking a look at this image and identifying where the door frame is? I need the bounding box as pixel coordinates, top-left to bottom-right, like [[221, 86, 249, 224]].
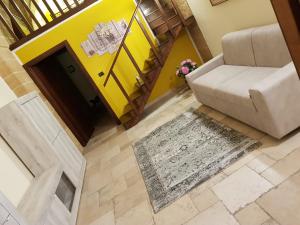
[[24, 40, 120, 146]]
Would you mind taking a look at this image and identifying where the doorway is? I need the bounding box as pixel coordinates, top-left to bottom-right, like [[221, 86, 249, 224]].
[[24, 41, 119, 146]]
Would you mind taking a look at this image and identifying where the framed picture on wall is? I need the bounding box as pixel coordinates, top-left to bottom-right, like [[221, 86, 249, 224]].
[[210, 0, 228, 6]]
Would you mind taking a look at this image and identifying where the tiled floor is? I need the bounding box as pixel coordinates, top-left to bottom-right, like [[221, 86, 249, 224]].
[[77, 90, 300, 225]]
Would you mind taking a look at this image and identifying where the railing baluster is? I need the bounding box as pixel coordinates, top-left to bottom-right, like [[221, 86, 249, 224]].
[[110, 71, 138, 113], [123, 43, 144, 78], [62, 0, 72, 10], [73, 0, 80, 7], [52, 0, 64, 15], [19, 0, 42, 28], [0, 1, 26, 37], [123, 42, 151, 88], [41, 0, 56, 19], [104, 2, 141, 86], [8, 0, 34, 32], [30, 0, 49, 24], [134, 14, 163, 65], [0, 13, 18, 40]]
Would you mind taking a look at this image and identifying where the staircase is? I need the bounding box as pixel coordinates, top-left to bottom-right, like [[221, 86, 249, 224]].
[[104, 0, 195, 129]]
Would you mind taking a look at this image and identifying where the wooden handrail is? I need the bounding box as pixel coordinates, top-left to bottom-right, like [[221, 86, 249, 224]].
[[134, 14, 163, 65], [103, 1, 142, 86]]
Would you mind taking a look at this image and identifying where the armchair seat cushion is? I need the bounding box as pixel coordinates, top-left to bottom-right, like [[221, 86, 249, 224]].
[[215, 67, 278, 107], [193, 66, 277, 107], [192, 65, 250, 96]]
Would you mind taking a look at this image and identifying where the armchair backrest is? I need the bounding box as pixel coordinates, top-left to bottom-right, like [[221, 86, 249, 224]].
[[222, 24, 292, 68]]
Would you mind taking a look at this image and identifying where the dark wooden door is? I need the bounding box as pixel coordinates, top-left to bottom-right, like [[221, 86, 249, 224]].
[[271, 0, 300, 78], [32, 55, 95, 146]]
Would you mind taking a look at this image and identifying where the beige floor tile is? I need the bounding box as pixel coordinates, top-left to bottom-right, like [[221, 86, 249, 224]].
[[124, 166, 142, 187], [260, 131, 300, 160], [223, 150, 262, 175], [111, 156, 137, 179], [247, 154, 276, 174], [213, 166, 273, 213], [99, 146, 121, 163], [78, 199, 114, 225], [154, 195, 198, 225], [88, 211, 115, 225], [207, 110, 227, 121], [221, 117, 253, 135], [191, 189, 219, 212], [247, 129, 266, 140], [185, 202, 239, 225], [257, 172, 300, 225], [196, 105, 213, 114], [189, 172, 227, 198], [261, 147, 300, 185], [114, 180, 149, 218], [116, 201, 153, 225], [107, 132, 130, 149], [83, 167, 113, 195], [235, 203, 270, 225], [261, 219, 280, 225], [99, 177, 127, 204], [110, 146, 135, 168]]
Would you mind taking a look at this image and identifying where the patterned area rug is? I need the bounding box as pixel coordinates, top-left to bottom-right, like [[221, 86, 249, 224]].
[[133, 110, 261, 213]]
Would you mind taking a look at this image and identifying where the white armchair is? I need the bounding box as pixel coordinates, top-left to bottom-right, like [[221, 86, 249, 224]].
[[187, 24, 300, 139]]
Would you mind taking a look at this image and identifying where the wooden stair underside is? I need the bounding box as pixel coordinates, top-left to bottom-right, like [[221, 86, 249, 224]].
[[120, 37, 176, 129], [119, 0, 193, 129]]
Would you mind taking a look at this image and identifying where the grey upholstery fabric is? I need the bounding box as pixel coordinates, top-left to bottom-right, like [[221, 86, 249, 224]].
[[252, 24, 292, 67], [222, 28, 256, 66], [187, 23, 300, 139]]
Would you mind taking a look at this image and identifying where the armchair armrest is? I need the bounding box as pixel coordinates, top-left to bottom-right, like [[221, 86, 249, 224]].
[[186, 54, 224, 84], [249, 62, 300, 138]]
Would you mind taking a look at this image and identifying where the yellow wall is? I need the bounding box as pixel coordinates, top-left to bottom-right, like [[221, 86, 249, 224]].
[[187, 0, 278, 56], [0, 78, 33, 206], [15, 0, 200, 118], [15, 0, 154, 117], [149, 30, 200, 102]]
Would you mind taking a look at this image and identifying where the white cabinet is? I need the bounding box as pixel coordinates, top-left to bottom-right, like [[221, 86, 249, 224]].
[[0, 204, 9, 224], [15, 92, 85, 186], [52, 131, 82, 185], [0, 92, 86, 225], [0, 193, 28, 225], [3, 216, 19, 225], [17, 93, 60, 144]]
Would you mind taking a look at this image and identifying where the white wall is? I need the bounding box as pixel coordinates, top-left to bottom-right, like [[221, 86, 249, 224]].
[[0, 78, 33, 206], [187, 0, 278, 56]]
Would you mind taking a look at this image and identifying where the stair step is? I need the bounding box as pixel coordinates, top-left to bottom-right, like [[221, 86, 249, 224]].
[[146, 10, 161, 22], [123, 116, 140, 129], [150, 17, 165, 29], [120, 113, 133, 125], [154, 24, 169, 35], [153, 15, 181, 36], [172, 24, 183, 37]]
